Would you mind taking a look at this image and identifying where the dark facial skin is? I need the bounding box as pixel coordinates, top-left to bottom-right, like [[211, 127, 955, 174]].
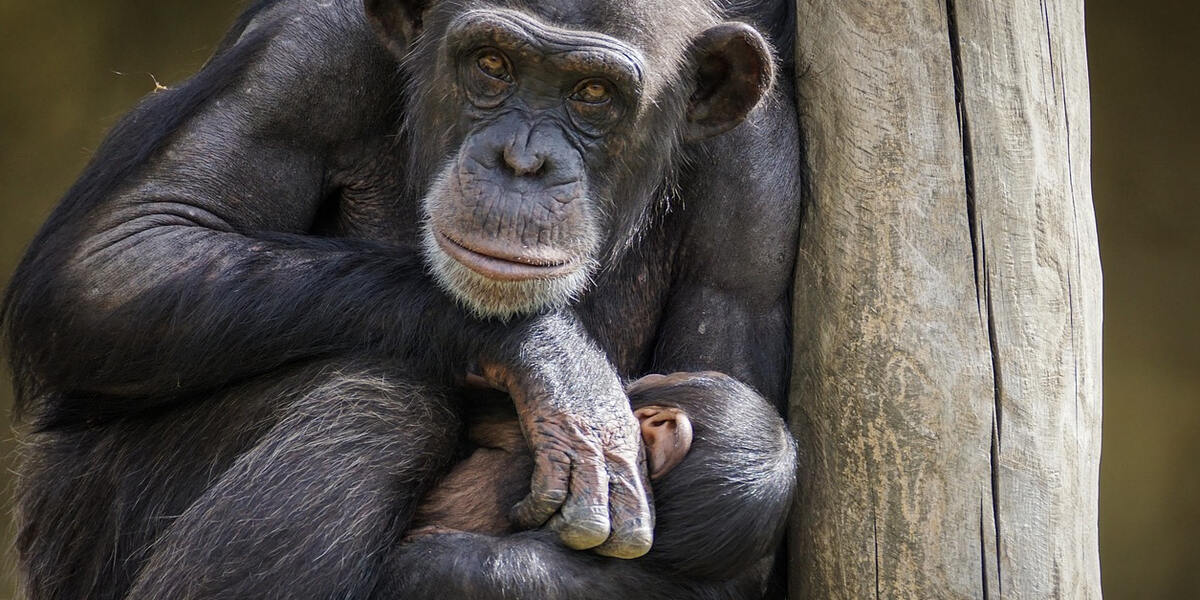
[[412, 6, 769, 321], [2, 0, 801, 598]]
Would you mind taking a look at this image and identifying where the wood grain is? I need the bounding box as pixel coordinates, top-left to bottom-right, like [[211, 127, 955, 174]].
[[787, 0, 1101, 597]]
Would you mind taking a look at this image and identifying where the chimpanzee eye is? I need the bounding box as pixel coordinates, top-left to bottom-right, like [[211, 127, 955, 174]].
[[570, 79, 612, 104], [476, 50, 512, 81]]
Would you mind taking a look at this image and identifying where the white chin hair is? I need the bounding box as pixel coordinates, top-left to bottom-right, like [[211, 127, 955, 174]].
[[420, 227, 596, 320]]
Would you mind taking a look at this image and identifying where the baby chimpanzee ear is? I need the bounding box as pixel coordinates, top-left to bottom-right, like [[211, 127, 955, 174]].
[[364, 0, 430, 56], [683, 22, 775, 142], [634, 406, 694, 479]]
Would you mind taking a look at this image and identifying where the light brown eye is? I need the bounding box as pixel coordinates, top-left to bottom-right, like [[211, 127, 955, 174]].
[[476, 51, 511, 81], [572, 79, 612, 104]]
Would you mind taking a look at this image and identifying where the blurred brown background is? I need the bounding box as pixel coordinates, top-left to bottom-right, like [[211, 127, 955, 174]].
[[0, 1, 1196, 598]]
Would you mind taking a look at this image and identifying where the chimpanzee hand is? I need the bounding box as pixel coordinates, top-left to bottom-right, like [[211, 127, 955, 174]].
[[480, 313, 653, 559], [517, 394, 651, 559]]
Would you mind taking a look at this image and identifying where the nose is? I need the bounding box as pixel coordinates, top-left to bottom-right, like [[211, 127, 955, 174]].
[[501, 128, 549, 177]]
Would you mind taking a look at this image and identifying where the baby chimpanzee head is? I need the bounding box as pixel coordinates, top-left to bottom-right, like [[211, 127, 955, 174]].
[[627, 372, 797, 580]]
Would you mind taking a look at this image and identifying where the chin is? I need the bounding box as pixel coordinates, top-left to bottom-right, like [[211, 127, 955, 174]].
[[421, 224, 597, 320]]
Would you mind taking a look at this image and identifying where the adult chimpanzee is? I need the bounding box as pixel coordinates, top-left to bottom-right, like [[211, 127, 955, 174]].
[[2, 0, 801, 597]]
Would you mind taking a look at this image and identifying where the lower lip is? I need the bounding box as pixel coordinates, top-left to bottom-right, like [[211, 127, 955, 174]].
[[435, 232, 577, 282]]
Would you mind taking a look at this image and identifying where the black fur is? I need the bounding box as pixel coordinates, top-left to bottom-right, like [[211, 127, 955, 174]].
[[632, 375, 796, 581], [2, 0, 802, 598]]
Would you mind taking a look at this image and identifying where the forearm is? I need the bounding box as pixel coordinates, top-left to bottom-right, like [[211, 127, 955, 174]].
[[5, 222, 480, 401], [482, 312, 628, 415]]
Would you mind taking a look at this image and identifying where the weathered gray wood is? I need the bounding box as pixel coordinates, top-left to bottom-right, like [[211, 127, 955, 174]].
[[787, 0, 1102, 597]]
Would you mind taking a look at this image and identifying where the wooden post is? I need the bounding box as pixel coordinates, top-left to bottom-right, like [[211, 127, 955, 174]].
[[786, 0, 1102, 598]]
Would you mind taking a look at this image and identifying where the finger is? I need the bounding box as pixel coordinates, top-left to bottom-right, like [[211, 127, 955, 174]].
[[592, 453, 654, 559], [555, 453, 611, 550], [510, 448, 570, 529]]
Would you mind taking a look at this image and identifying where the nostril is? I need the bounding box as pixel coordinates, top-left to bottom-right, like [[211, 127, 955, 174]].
[[502, 145, 547, 177]]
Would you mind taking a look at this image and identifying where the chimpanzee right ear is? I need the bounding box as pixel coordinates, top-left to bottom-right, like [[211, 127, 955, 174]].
[[364, 0, 430, 56]]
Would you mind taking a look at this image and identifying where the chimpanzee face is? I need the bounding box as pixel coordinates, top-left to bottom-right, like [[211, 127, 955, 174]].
[[366, 0, 775, 318]]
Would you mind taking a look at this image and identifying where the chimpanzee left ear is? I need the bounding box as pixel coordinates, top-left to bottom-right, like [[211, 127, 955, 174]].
[[364, 0, 430, 57], [634, 406, 693, 479], [684, 22, 775, 142]]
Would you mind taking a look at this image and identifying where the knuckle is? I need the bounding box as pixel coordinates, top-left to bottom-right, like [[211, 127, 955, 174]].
[[606, 453, 642, 474], [512, 500, 556, 528], [532, 488, 568, 506], [545, 449, 572, 466], [561, 503, 608, 523], [607, 471, 648, 501]]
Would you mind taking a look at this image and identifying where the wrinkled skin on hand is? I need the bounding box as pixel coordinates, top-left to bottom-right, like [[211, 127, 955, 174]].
[[521, 407, 651, 558], [480, 336, 653, 559]]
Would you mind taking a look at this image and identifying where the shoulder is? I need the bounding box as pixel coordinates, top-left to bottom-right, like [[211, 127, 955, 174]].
[[206, 0, 402, 141], [675, 88, 802, 299]]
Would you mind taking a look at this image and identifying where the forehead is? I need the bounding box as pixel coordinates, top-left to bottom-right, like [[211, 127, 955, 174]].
[[480, 0, 718, 67]]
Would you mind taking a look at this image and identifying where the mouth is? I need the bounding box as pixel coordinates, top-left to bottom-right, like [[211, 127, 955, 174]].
[[435, 230, 578, 282]]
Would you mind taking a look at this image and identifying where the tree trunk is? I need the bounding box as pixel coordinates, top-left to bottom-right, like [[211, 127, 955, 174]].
[[786, 0, 1102, 598]]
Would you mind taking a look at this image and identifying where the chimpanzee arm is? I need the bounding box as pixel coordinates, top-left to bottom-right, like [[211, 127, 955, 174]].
[[652, 91, 803, 407], [2, 7, 422, 408], [375, 530, 773, 600]]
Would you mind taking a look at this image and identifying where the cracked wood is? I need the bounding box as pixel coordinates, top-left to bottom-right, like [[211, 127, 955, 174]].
[[787, 0, 1101, 597]]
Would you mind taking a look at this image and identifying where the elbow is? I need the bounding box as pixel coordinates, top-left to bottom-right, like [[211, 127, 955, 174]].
[[3, 242, 78, 415], [2, 226, 138, 406], [6, 211, 215, 355]]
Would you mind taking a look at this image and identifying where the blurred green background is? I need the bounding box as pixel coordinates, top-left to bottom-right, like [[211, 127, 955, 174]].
[[0, 1, 1196, 598]]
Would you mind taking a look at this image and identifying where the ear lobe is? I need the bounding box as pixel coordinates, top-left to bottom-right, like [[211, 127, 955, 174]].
[[364, 0, 430, 56], [634, 406, 694, 479], [684, 22, 775, 142]]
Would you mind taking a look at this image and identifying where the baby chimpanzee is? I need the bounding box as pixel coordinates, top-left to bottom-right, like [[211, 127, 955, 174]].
[[411, 372, 796, 580]]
